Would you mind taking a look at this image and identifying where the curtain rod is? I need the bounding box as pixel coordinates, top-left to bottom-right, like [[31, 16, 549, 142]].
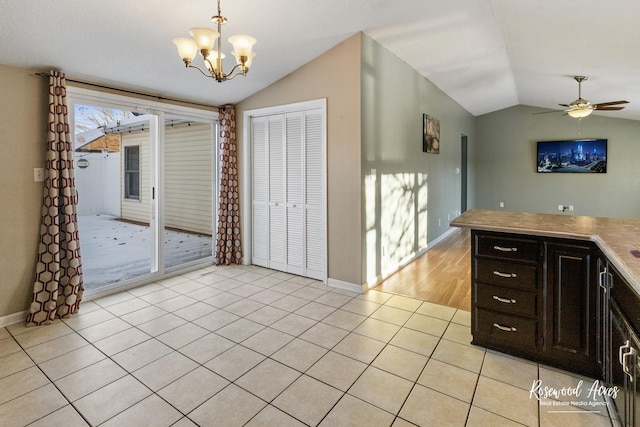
[[34, 72, 220, 109]]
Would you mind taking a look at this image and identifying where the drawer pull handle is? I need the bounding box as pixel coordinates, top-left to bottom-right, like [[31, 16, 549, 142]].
[[493, 271, 517, 278], [493, 323, 517, 332], [493, 295, 516, 304], [493, 245, 518, 252]]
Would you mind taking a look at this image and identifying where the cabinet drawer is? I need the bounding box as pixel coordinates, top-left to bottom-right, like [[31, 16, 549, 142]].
[[474, 308, 537, 349], [475, 259, 538, 290], [475, 233, 539, 262], [474, 283, 536, 317]]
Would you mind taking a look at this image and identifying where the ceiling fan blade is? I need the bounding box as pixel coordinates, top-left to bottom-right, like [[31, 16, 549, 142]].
[[593, 100, 629, 107], [594, 106, 625, 111], [533, 110, 563, 115], [558, 104, 570, 107]]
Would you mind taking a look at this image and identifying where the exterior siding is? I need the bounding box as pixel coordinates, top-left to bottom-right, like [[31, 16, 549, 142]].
[[120, 122, 214, 235], [164, 123, 214, 235]]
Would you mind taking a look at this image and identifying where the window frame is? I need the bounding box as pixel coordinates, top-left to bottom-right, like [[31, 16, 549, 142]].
[[124, 144, 141, 200]]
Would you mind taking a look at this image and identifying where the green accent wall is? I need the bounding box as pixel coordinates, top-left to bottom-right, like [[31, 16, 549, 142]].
[[360, 34, 476, 286], [475, 105, 640, 218]]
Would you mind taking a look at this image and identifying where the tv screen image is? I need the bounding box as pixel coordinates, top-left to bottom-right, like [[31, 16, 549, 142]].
[[537, 139, 607, 173]]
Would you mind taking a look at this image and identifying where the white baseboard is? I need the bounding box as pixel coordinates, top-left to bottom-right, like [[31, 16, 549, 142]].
[[327, 277, 364, 294], [1, 229, 457, 327], [0, 310, 27, 328], [363, 227, 457, 291], [428, 227, 458, 248]]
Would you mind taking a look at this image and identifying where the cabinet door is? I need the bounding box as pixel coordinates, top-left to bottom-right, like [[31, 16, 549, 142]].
[[544, 242, 598, 377], [610, 264, 640, 426], [596, 255, 609, 381], [610, 300, 640, 427]]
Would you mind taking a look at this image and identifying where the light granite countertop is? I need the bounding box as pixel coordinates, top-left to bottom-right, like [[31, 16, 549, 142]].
[[450, 209, 640, 295]]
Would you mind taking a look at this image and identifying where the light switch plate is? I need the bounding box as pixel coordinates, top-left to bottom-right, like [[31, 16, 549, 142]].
[[33, 168, 44, 182]]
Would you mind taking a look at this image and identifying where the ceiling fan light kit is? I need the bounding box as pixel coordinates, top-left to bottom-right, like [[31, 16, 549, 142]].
[[561, 76, 628, 119], [173, 0, 256, 82], [567, 106, 593, 118]]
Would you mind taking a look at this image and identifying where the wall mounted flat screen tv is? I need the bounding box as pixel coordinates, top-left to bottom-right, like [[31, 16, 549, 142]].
[[537, 139, 607, 173]]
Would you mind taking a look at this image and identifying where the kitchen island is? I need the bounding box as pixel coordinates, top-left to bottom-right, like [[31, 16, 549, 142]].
[[451, 209, 640, 425]]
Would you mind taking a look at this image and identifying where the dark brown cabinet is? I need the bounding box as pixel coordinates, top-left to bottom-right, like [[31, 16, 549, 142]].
[[471, 231, 543, 356], [608, 263, 640, 426], [544, 242, 598, 377], [596, 253, 610, 381], [471, 230, 599, 377]]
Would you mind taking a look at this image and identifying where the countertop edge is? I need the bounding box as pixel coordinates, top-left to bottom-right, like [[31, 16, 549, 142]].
[[450, 210, 640, 296]]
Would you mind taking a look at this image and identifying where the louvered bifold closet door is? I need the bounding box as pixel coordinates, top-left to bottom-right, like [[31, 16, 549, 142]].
[[304, 109, 325, 280], [251, 117, 268, 268], [285, 112, 304, 275], [268, 115, 286, 271], [250, 101, 325, 281]]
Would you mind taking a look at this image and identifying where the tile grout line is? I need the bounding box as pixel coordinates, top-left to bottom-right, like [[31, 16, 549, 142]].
[[2, 266, 614, 426], [1, 282, 449, 426], [3, 328, 95, 426]]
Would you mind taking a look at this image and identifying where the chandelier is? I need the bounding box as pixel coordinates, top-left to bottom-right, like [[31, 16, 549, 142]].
[[173, 0, 256, 82]]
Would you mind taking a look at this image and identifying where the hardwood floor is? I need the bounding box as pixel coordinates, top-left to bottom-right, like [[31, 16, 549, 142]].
[[374, 227, 471, 311]]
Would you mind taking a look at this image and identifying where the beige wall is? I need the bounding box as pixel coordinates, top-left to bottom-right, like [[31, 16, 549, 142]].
[[236, 34, 363, 286], [0, 65, 48, 318]]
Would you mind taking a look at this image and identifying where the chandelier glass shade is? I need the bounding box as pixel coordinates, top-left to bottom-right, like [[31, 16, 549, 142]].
[[173, 0, 256, 82]]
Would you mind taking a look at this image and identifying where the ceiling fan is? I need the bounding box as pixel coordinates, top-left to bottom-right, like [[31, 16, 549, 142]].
[[558, 76, 628, 118]]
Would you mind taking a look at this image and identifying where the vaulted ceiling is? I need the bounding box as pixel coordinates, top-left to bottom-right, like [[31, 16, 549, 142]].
[[1, 0, 639, 120]]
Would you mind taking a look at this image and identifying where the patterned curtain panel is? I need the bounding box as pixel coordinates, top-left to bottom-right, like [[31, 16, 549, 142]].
[[215, 105, 242, 265], [26, 71, 84, 327]]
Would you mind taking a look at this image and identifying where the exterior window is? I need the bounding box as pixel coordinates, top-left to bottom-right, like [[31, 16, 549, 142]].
[[124, 145, 140, 200]]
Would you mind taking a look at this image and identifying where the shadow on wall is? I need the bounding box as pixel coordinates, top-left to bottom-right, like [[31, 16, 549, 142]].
[[364, 169, 428, 285]]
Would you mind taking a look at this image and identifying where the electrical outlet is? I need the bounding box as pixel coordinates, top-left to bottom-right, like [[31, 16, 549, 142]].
[[499, 202, 504, 208], [569, 205, 574, 211], [33, 168, 44, 182], [558, 205, 564, 211], [438, 218, 441, 227]]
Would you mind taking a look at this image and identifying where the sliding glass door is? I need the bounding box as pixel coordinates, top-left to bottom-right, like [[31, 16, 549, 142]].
[[162, 117, 215, 270], [73, 105, 158, 290], [69, 88, 217, 294]]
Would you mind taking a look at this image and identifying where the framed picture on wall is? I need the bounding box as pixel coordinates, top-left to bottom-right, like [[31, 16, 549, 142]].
[[423, 114, 440, 154]]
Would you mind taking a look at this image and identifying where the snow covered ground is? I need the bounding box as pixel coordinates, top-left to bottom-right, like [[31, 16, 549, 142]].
[[78, 215, 212, 290]]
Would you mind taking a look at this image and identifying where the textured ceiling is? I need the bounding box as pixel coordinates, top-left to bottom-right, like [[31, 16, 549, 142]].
[[1, 0, 639, 120]]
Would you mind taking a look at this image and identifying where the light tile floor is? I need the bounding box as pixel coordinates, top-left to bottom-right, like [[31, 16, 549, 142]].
[[0, 265, 614, 426]]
